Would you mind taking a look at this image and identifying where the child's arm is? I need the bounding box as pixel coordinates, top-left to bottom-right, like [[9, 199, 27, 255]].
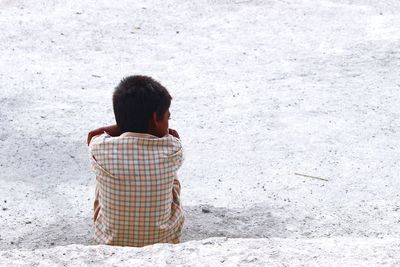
[[87, 124, 121, 145], [168, 129, 180, 139]]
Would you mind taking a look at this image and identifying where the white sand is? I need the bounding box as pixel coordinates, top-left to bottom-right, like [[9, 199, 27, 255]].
[[2, 237, 400, 266], [1, 0, 400, 265]]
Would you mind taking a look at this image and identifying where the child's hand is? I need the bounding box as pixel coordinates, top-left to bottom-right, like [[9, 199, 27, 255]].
[[87, 124, 121, 145], [168, 129, 180, 139]]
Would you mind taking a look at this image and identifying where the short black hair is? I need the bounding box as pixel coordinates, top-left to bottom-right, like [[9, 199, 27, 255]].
[[113, 75, 172, 133]]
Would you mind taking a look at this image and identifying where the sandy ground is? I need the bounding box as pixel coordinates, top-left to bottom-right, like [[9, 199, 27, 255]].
[[1, 0, 400, 265], [1, 237, 400, 266]]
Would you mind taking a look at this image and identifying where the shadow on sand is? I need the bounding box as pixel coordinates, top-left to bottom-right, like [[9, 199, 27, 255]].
[[12, 204, 285, 249], [182, 204, 286, 241]]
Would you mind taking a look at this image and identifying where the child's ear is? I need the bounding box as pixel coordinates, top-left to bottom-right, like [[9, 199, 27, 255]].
[[153, 112, 164, 122], [151, 112, 160, 126]]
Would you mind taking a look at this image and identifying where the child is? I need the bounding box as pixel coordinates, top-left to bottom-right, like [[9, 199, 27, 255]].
[[87, 75, 184, 247]]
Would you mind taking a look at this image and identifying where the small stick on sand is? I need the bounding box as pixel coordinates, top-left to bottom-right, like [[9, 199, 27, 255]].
[[294, 173, 328, 181]]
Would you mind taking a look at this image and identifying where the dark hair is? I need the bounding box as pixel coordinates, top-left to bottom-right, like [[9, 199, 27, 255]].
[[113, 75, 172, 133]]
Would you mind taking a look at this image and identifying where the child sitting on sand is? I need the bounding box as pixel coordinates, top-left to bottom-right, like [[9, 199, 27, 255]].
[[87, 75, 184, 247]]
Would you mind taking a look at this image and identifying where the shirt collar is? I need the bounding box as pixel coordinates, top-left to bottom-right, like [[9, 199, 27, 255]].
[[119, 132, 158, 139]]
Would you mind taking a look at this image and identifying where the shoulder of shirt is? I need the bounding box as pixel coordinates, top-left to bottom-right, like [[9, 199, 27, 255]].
[[89, 132, 112, 146], [166, 135, 182, 146]]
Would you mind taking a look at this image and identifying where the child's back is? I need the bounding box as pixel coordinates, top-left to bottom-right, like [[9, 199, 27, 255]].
[[88, 76, 184, 247], [90, 132, 184, 246]]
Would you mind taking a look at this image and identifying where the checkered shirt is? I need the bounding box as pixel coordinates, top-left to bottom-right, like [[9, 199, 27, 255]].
[[89, 132, 184, 247]]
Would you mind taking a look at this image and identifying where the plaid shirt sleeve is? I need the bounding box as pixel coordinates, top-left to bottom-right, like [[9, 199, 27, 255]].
[[89, 132, 184, 247]]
